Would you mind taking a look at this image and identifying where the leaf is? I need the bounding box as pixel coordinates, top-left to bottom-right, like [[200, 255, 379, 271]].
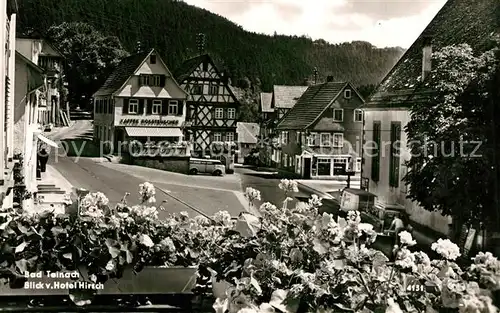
[[51, 226, 65, 236], [125, 250, 133, 264], [250, 275, 262, 295], [63, 253, 72, 260], [108, 246, 120, 258], [332, 259, 345, 270], [15, 242, 28, 254], [269, 289, 299, 313], [138, 234, 154, 247], [371, 251, 389, 269], [312, 238, 329, 255], [0, 216, 12, 230], [16, 224, 29, 234], [234, 213, 261, 238], [15, 259, 28, 274]]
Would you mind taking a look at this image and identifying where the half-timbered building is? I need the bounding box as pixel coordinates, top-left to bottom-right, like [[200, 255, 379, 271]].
[[174, 54, 240, 171]]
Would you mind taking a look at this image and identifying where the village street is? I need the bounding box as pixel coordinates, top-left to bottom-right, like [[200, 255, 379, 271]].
[[45, 121, 248, 218]]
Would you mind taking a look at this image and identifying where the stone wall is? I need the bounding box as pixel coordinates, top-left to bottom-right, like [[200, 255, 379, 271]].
[[122, 154, 190, 174]]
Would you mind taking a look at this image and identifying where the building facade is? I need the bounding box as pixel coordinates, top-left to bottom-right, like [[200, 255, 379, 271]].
[[0, 0, 17, 209], [16, 37, 65, 125], [93, 49, 189, 155], [13, 51, 45, 211], [236, 122, 260, 163], [276, 80, 364, 179], [361, 0, 499, 235], [174, 54, 240, 170]]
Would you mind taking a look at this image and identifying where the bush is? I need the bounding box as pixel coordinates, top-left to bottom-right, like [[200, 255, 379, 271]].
[[0, 180, 499, 312]]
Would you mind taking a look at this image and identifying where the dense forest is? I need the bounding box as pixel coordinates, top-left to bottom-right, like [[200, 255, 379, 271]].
[[16, 0, 404, 93]]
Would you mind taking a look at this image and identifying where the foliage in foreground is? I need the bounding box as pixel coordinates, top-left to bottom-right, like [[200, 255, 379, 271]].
[[0, 181, 499, 313]]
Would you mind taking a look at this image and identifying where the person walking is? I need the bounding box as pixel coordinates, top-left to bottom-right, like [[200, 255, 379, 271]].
[[388, 215, 405, 246]]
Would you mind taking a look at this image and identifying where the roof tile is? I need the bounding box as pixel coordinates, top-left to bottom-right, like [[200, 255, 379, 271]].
[[237, 122, 260, 144], [273, 85, 308, 109], [94, 49, 152, 96], [277, 82, 346, 130]]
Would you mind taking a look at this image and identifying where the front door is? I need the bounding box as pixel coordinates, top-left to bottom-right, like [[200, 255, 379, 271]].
[[303, 158, 311, 179]]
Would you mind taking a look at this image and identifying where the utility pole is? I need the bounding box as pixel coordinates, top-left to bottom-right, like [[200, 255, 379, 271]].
[[196, 33, 206, 55]]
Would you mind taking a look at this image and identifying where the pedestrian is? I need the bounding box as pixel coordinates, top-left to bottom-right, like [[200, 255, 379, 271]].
[[38, 144, 49, 173], [387, 215, 405, 246]]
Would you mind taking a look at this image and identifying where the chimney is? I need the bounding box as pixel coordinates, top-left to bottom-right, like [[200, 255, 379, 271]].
[[326, 76, 334, 82], [422, 35, 433, 80]]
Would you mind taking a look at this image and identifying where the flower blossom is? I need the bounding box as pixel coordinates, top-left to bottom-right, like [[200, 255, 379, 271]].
[[398, 231, 417, 246], [213, 210, 233, 226], [278, 179, 299, 193], [395, 247, 417, 272], [139, 182, 156, 203], [245, 187, 261, 202], [431, 238, 461, 261], [308, 194, 323, 208], [259, 202, 277, 213]]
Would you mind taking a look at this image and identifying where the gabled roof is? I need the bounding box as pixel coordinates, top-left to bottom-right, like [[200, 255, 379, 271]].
[[15, 51, 44, 73], [272, 85, 308, 109], [15, 51, 45, 93], [277, 82, 347, 130], [260, 92, 273, 113], [174, 53, 240, 104], [94, 49, 151, 96], [366, 0, 500, 108], [237, 122, 260, 144]]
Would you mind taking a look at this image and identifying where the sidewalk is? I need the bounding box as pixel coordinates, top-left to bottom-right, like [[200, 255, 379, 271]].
[[35, 165, 74, 214]]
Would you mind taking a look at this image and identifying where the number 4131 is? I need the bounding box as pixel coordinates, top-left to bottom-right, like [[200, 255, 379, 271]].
[[406, 278, 425, 293]]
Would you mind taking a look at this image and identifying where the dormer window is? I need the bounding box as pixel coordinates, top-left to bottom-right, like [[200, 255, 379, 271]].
[[344, 89, 352, 99], [150, 55, 157, 64]]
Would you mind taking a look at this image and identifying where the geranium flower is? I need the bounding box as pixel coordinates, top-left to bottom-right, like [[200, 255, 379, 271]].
[[308, 194, 323, 208], [245, 187, 261, 202], [431, 238, 461, 261], [278, 179, 299, 193], [139, 182, 156, 203], [399, 231, 417, 246]]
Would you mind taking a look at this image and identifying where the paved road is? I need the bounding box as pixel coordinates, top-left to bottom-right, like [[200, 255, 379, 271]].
[[45, 121, 245, 218]]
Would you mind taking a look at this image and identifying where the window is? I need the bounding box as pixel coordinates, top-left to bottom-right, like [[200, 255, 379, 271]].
[[356, 158, 362, 172], [152, 100, 162, 114], [104, 99, 108, 114], [371, 121, 381, 182], [213, 132, 222, 142], [333, 158, 347, 175], [354, 109, 363, 122], [128, 99, 139, 114], [150, 55, 157, 64], [168, 100, 178, 115], [320, 133, 331, 146], [227, 108, 236, 119], [389, 122, 402, 188], [209, 83, 218, 95], [333, 109, 343, 122], [140, 75, 150, 86], [307, 132, 316, 146], [281, 131, 289, 145], [317, 158, 331, 176], [226, 132, 234, 142], [215, 108, 224, 119], [153, 75, 161, 87], [344, 89, 352, 99], [333, 133, 343, 147], [191, 84, 203, 94]]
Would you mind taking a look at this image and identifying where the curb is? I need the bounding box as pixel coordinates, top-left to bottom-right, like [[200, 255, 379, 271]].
[[296, 181, 335, 200]]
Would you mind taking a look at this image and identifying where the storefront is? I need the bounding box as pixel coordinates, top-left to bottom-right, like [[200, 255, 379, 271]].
[[295, 151, 361, 179]]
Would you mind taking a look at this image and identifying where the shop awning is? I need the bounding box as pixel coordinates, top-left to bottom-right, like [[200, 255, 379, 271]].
[[37, 134, 59, 148], [124, 127, 183, 137]]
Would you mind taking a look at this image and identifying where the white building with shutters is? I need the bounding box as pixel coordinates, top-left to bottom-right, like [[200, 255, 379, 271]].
[[93, 48, 189, 153]]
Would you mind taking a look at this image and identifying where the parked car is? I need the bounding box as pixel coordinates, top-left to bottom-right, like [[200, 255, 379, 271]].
[[189, 158, 225, 176]]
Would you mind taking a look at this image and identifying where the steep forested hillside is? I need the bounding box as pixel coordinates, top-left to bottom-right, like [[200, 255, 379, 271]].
[[16, 0, 404, 91]]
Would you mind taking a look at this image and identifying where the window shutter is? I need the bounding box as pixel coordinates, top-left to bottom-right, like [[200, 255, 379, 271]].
[[177, 101, 184, 115], [161, 100, 168, 115], [160, 75, 166, 87], [123, 99, 129, 114], [146, 99, 152, 114], [138, 99, 145, 114]]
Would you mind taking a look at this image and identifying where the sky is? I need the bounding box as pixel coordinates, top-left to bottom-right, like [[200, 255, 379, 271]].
[[182, 0, 448, 48]]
